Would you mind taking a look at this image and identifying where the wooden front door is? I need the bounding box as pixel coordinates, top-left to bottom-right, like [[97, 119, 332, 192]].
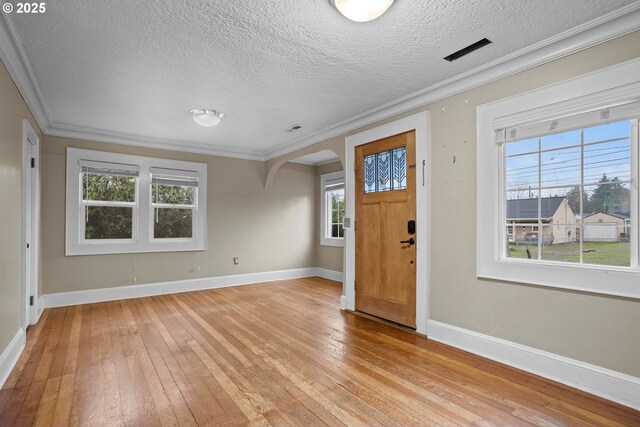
[[355, 131, 416, 328]]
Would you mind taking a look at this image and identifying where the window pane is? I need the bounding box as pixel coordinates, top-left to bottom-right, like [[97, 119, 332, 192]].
[[583, 138, 631, 186], [392, 147, 407, 190], [540, 147, 581, 188], [328, 186, 345, 239], [85, 206, 133, 239], [506, 193, 539, 222], [506, 152, 538, 192], [584, 120, 631, 144], [83, 174, 135, 202], [154, 208, 193, 238], [584, 182, 631, 218], [540, 226, 580, 263], [505, 137, 538, 157], [377, 151, 391, 192], [582, 229, 630, 267], [506, 224, 538, 260], [152, 184, 195, 205], [540, 129, 580, 151], [364, 155, 376, 193]]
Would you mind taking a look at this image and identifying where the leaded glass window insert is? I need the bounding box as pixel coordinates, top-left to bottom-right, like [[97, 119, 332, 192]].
[[364, 147, 406, 193]]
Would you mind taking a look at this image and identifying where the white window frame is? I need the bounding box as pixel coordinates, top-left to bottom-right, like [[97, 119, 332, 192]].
[[66, 148, 207, 255], [477, 58, 640, 299], [320, 171, 345, 247]]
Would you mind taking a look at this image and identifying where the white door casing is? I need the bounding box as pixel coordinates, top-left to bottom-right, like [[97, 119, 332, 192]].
[[343, 112, 430, 334]]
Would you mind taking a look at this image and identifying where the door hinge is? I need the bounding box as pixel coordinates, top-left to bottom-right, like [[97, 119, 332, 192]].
[[29, 296, 34, 306], [31, 158, 35, 168]]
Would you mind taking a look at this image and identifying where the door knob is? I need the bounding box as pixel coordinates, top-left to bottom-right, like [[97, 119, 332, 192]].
[[400, 238, 415, 245]]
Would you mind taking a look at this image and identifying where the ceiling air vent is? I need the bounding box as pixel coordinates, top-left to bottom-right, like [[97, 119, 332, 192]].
[[444, 38, 492, 62], [285, 124, 302, 133]]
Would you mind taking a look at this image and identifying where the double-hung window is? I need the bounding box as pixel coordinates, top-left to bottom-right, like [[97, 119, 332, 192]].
[[66, 148, 207, 255], [477, 59, 640, 299], [320, 171, 345, 246]]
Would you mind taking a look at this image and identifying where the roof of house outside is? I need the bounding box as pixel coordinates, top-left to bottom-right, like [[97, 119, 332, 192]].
[[506, 196, 566, 220], [583, 212, 630, 221]]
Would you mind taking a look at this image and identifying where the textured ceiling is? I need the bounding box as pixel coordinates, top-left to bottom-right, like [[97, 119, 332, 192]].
[[10, 0, 636, 158]]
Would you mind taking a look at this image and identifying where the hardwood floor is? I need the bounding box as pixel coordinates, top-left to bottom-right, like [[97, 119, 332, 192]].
[[1, 277, 638, 426]]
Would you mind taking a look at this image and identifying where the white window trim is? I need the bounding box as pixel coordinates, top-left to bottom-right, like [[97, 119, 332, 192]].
[[477, 58, 640, 299], [66, 148, 207, 256], [320, 170, 345, 247]]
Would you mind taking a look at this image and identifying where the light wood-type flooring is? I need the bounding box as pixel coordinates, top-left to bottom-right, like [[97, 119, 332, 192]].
[[1, 277, 639, 426]]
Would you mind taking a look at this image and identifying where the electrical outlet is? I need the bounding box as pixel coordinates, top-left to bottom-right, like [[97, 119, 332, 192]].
[[233, 257, 239, 265]]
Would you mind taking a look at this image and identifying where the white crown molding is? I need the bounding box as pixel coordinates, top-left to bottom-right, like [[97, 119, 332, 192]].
[[2, 3, 640, 161], [47, 121, 266, 161], [0, 14, 53, 131], [427, 320, 640, 411], [264, 1, 640, 160], [0, 328, 25, 390]]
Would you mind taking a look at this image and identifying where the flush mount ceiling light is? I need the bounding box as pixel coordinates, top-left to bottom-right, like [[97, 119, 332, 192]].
[[189, 109, 225, 127], [329, 0, 395, 22]]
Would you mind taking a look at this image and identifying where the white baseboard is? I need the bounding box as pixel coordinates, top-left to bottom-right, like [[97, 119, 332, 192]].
[[0, 328, 26, 389], [34, 296, 45, 323], [314, 268, 343, 282], [43, 267, 318, 308], [339, 295, 347, 310], [427, 320, 640, 410]]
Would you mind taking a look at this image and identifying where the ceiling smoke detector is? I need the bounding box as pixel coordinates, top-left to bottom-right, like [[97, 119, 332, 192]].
[[189, 109, 225, 127], [329, 0, 395, 22]]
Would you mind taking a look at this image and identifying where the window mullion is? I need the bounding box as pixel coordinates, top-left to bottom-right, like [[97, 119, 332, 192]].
[[580, 129, 584, 264], [537, 138, 542, 261], [631, 118, 639, 269]]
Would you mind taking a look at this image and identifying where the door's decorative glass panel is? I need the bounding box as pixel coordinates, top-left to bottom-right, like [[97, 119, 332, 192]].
[[377, 151, 391, 192], [364, 155, 376, 193], [392, 147, 407, 190], [364, 147, 407, 193]]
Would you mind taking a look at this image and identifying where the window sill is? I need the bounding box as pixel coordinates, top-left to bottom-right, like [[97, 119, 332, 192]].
[[477, 257, 640, 300], [320, 238, 344, 248]]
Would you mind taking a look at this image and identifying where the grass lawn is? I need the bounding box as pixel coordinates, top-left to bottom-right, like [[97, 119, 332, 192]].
[[508, 241, 630, 267]]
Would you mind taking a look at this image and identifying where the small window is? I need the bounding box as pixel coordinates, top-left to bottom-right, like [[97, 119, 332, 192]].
[[320, 171, 345, 246], [66, 148, 207, 255], [151, 169, 198, 239], [80, 162, 138, 241]]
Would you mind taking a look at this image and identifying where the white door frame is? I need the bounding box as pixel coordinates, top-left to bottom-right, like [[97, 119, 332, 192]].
[[342, 112, 430, 334], [22, 119, 40, 328]]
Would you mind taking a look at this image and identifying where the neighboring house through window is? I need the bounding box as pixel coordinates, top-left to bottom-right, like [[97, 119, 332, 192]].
[[66, 148, 207, 255], [320, 171, 345, 247]]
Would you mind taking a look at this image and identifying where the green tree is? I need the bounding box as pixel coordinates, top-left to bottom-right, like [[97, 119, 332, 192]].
[[590, 174, 630, 215], [564, 186, 590, 215]]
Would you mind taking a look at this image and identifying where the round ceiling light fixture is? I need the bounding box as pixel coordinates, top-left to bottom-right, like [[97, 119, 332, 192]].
[[189, 108, 225, 127], [329, 0, 395, 22]]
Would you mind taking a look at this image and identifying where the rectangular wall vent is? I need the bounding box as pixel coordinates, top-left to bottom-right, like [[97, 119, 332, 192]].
[[444, 38, 492, 62]]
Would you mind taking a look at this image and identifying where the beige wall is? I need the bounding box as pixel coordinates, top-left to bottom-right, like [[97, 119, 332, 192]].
[[42, 136, 317, 294], [0, 60, 42, 351], [271, 31, 640, 377], [315, 161, 344, 272]]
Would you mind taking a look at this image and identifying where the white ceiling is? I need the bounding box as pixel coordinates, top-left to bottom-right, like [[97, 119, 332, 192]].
[[8, 0, 638, 159]]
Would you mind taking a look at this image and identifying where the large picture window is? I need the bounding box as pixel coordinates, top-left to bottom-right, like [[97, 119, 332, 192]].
[[66, 148, 207, 255], [320, 171, 345, 247], [477, 58, 640, 299]]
